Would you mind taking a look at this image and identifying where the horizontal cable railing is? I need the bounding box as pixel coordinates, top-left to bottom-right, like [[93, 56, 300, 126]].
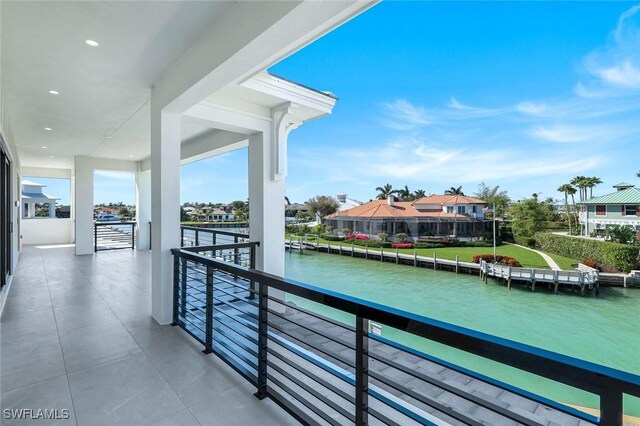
[[94, 221, 136, 252], [170, 247, 640, 426], [181, 225, 249, 248]]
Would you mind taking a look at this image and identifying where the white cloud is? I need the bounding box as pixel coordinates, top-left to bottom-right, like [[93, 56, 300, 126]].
[[530, 125, 600, 143], [516, 101, 547, 116], [595, 60, 640, 89], [380, 99, 431, 129]]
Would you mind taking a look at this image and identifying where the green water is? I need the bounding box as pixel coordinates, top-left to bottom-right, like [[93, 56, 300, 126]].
[[284, 251, 640, 416]]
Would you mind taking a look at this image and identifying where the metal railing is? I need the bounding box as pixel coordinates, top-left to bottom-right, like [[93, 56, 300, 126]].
[[170, 246, 640, 426], [94, 221, 136, 252], [181, 225, 249, 248]]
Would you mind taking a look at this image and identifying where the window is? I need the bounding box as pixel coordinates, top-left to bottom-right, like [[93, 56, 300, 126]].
[[446, 206, 454, 213], [470, 206, 477, 213], [624, 205, 638, 216], [595, 205, 606, 216], [457, 206, 465, 214]]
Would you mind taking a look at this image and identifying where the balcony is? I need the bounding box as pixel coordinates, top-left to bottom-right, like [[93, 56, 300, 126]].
[[3, 226, 640, 425], [0, 243, 295, 425]]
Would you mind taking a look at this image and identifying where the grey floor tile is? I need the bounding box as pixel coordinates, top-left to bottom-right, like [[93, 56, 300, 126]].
[[0, 375, 76, 425], [188, 381, 297, 426], [0, 307, 58, 344], [151, 409, 200, 426], [53, 299, 118, 332], [59, 320, 141, 373], [0, 335, 67, 392], [68, 353, 185, 426]]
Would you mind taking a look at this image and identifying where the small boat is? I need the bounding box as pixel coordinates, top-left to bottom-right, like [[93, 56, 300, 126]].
[[96, 212, 120, 222]]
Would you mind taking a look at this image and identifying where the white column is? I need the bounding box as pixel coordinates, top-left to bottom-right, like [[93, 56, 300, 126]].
[[150, 106, 181, 325], [248, 131, 285, 277], [49, 202, 56, 218], [135, 168, 151, 250], [74, 156, 94, 255]]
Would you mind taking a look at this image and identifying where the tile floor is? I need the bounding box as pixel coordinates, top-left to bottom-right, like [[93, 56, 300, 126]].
[[1, 245, 297, 425]]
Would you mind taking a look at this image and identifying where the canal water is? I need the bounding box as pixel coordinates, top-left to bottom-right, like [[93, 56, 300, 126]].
[[285, 251, 640, 416]]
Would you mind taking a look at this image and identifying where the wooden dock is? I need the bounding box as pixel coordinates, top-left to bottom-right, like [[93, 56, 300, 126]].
[[480, 260, 600, 295], [285, 236, 605, 295]]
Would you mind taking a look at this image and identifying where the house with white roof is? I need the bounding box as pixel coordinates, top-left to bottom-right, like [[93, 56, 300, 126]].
[[21, 179, 59, 219]]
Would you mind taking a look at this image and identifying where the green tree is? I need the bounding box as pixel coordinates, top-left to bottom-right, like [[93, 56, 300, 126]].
[[413, 189, 426, 199], [445, 186, 464, 195], [180, 206, 189, 222], [557, 184, 576, 234], [584, 176, 602, 199], [607, 225, 635, 244], [396, 185, 412, 201], [306, 195, 340, 222], [570, 176, 589, 202], [375, 183, 396, 200], [473, 183, 510, 219], [509, 196, 556, 239]]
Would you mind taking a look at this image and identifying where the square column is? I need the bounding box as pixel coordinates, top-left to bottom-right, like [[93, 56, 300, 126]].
[[135, 168, 151, 250], [74, 156, 94, 255], [248, 132, 285, 277], [150, 108, 181, 325]]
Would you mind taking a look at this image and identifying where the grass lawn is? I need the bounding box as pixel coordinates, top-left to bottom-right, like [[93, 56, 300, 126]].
[[541, 252, 578, 270], [397, 245, 551, 269], [286, 235, 581, 270]]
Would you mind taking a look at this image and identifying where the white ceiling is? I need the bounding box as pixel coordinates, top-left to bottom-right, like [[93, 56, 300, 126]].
[[1, 1, 233, 169]]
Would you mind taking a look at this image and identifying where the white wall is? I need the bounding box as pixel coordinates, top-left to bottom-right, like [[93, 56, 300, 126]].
[[22, 218, 73, 245]]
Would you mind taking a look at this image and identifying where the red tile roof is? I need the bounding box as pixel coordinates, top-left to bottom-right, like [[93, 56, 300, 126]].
[[411, 194, 486, 205], [326, 199, 483, 220]]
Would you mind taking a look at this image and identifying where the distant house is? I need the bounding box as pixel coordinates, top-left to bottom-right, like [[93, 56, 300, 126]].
[[325, 194, 490, 240], [579, 183, 640, 236], [21, 180, 60, 219], [336, 192, 363, 211]]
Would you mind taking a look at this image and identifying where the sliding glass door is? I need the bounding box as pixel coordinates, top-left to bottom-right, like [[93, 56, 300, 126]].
[[1, 147, 11, 288]]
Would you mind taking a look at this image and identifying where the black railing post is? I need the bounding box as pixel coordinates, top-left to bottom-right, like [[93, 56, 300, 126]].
[[180, 255, 188, 325], [233, 235, 239, 279], [600, 387, 623, 426], [131, 223, 135, 249], [203, 265, 214, 354], [94, 223, 98, 252], [254, 280, 268, 400], [248, 244, 257, 300], [195, 229, 200, 247], [180, 226, 184, 247], [171, 254, 180, 326], [212, 231, 216, 245], [355, 316, 369, 426]]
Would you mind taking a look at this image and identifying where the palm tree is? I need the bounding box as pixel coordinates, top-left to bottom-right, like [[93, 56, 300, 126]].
[[584, 176, 602, 199], [570, 176, 588, 202], [413, 189, 426, 199], [375, 183, 396, 200], [636, 170, 640, 179], [557, 184, 576, 234], [397, 185, 412, 201], [444, 186, 464, 195]]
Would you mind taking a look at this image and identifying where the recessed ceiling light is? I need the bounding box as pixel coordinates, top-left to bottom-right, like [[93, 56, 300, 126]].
[[105, 135, 113, 139], [85, 39, 99, 47], [128, 155, 133, 158], [48, 90, 59, 95], [44, 127, 52, 131], [41, 146, 47, 149], [49, 156, 55, 159]]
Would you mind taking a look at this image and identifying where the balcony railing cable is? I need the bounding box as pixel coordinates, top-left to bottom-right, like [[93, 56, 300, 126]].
[[171, 237, 640, 426]]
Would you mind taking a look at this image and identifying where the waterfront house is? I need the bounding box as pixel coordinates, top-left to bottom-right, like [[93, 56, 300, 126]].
[[325, 194, 490, 240], [579, 183, 640, 236]]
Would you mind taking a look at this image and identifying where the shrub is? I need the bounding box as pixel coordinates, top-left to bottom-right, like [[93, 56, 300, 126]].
[[413, 242, 445, 249], [580, 257, 599, 269], [514, 234, 536, 247], [394, 233, 408, 242], [378, 232, 388, 241], [391, 242, 413, 248], [346, 239, 392, 248], [534, 232, 639, 272], [472, 254, 522, 267], [322, 234, 344, 242]]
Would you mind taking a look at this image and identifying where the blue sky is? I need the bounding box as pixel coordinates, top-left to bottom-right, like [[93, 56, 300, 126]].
[[179, 1, 640, 205]]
